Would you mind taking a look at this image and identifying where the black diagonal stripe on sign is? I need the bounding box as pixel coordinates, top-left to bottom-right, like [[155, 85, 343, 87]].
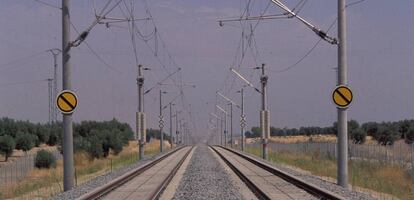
[[60, 94, 75, 110], [335, 89, 351, 104]]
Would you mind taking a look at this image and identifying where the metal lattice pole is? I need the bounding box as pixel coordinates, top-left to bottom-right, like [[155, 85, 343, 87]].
[[159, 90, 164, 152], [260, 63, 270, 160], [47, 49, 61, 122], [176, 111, 179, 145], [240, 88, 246, 151], [137, 65, 145, 160], [224, 111, 227, 147], [47, 78, 53, 124], [230, 103, 233, 148], [169, 103, 173, 148], [220, 116, 223, 146]]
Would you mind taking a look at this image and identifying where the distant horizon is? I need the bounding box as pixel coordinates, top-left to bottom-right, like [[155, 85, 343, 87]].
[[2, 115, 413, 131]]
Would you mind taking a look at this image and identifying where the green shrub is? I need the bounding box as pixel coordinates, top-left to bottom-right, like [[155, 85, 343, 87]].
[[102, 130, 123, 156], [35, 150, 56, 168], [70, 119, 134, 159], [86, 136, 104, 159], [405, 125, 414, 144], [15, 132, 35, 153], [375, 125, 399, 145], [34, 124, 50, 144], [362, 122, 379, 136], [47, 133, 59, 146], [351, 128, 366, 144], [0, 135, 15, 161], [348, 120, 360, 134]]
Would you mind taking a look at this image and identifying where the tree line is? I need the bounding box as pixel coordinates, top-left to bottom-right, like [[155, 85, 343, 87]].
[[0, 118, 61, 161], [0, 117, 172, 161], [245, 119, 414, 145], [4, 117, 412, 161], [72, 119, 134, 159], [146, 129, 172, 143], [73, 122, 171, 159]]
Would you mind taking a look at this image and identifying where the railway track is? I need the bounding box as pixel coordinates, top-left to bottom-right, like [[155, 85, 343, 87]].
[[210, 145, 345, 200], [76, 146, 193, 200]]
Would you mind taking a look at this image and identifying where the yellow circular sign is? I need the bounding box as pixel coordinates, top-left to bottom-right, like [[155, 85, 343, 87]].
[[332, 85, 353, 108], [56, 90, 78, 114]]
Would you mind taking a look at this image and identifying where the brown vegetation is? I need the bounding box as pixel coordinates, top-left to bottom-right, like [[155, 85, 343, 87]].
[[0, 140, 168, 199], [0, 145, 57, 166]]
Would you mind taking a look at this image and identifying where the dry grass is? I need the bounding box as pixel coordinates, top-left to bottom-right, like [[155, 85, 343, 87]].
[[0, 145, 58, 166], [0, 139, 171, 200], [246, 135, 338, 144], [248, 135, 390, 144], [268, 135, 338, 143], [144, 139, 171, 156], [0, 161, 64, 200]]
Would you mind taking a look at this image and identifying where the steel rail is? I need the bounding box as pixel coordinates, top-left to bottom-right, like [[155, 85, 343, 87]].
[[210, 146, 271, 200], [77, 146, 191, 200], [212, 145, 345, 200], [148, 146, 194, 200]]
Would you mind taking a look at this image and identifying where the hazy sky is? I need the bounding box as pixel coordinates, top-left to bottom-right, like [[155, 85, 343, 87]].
[[0, 0, 413, 138]]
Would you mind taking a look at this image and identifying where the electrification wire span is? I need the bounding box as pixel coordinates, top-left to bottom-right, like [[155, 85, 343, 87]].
[[269, 19, 337, 74], [114, 0, 192, 120], [222, 0, 274, 95], [0, 51, 45, 71], [138, 1, 191, 113], [346, 0, 368, 8], [269, 0, 370, 74], [70, 21, 122, 74], [219, 0, 317, 100], [31, 0, 129, 74], [71, 0, 126, 47], [32, 0, 125, 74], [0, 79, 46, 87], [32, 0, 192, 121], [33, 0, 61, 9], [119, 1, 179, 79]]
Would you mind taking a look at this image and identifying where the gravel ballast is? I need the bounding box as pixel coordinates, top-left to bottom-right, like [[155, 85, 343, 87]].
[[52, 144, 379, 200], [172, 144, 245, 200]]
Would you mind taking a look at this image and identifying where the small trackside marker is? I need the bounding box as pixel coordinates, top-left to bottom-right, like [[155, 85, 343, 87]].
[[332, 85, 353, 108], [56, 90, 78, 114]]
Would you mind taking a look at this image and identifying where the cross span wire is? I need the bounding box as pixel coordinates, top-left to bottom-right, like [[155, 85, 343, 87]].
[[268, 0, 370, 74], [69, 21, 122, 74]]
